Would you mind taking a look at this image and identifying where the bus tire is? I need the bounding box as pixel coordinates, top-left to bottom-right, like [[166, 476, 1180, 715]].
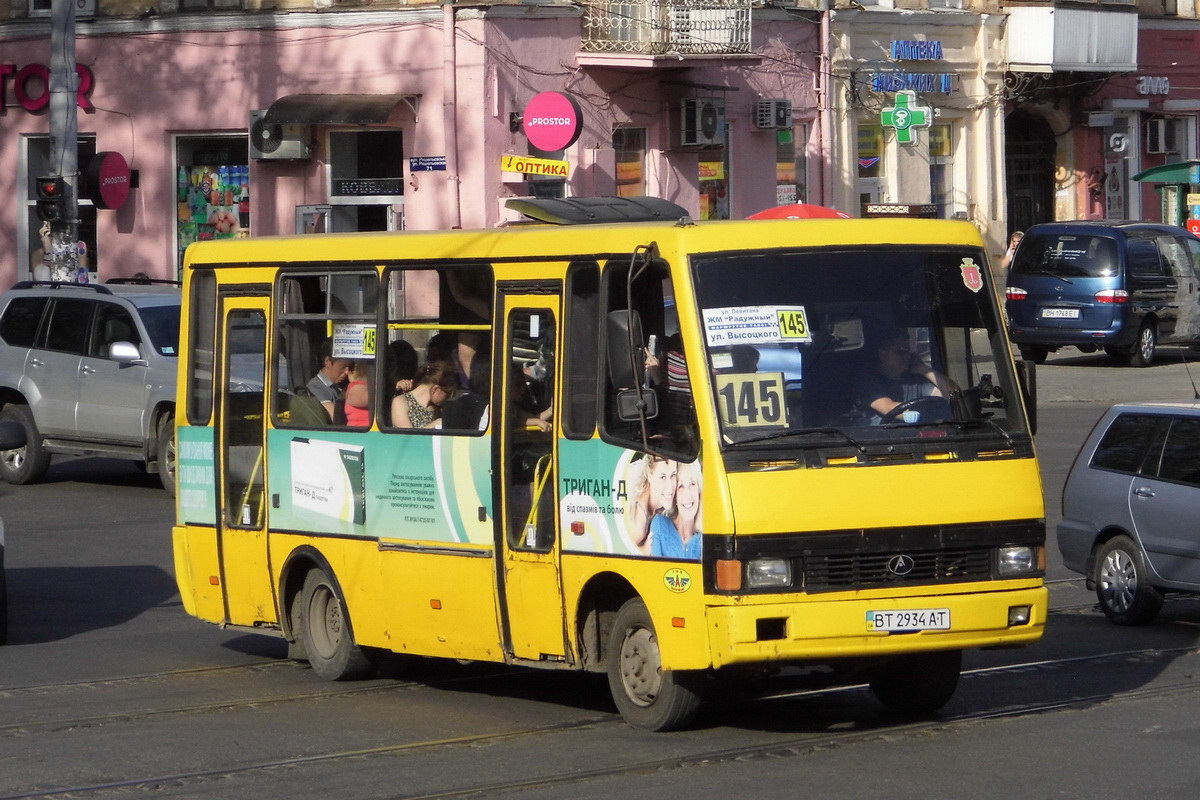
[[156, 413, 176, 496], [869, 649, 961, 717], [299, 568, 373, 681], [0, 404, 50, 485], [606, 597, 704, 731]]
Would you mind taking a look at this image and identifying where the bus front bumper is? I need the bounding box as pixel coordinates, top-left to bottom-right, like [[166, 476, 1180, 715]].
[[705, 585, 1047, 669]]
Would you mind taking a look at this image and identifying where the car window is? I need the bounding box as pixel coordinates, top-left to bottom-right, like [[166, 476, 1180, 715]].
[[1090, 413, 1162, 474], [1128, 236, 1166, 278], [137, 303, 181, 357], [1012, 234, 1117, 278], [1185, 237, 1200, 278], [89, 303, 140, 358], [1155, 417, 1200, 487], [0, 297, 48, 347], [1157, 236, 1192, 280], [44, 298, 93, 355]]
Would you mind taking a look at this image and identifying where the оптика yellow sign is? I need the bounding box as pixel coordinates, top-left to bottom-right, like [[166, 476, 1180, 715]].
[[501, 153, 570, 177]]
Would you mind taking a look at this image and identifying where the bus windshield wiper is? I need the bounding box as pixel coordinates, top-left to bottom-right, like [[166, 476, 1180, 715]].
[[730, 427, 867, 453], [884, 417, 1014, 447], [1027, 269, 1073, 284]]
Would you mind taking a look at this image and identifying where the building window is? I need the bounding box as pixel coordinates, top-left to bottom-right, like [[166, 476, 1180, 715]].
[[929, 123, 954, 218], [775, 123, 809, 206], [176, 135, 250, 274], [857, 125, 883, 211], [698, 122, 731, 220], [613, 128, 647, 197]]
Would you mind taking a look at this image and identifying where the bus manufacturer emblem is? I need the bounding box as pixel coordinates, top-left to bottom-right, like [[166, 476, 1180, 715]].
[[664, 568, 692, 593], [887, 554, 915, 576]]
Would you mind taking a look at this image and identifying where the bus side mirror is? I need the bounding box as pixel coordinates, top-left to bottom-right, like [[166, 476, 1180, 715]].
[[616, 387, 659, 423], [606, 310, 645, 389], [1015, 359, 1037, 435]]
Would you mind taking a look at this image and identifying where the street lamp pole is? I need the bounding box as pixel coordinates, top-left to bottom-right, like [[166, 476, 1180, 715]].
[[48, 0, 80, 282]]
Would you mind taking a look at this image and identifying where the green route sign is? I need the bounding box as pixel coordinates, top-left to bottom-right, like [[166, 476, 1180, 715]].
[[881, 90, 932, 146]]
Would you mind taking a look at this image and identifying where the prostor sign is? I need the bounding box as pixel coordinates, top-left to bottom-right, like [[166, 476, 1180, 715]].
[[0, 63, 95, 111]]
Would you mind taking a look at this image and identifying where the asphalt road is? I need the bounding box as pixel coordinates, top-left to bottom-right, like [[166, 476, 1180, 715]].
[[2, 352, 1200, 799]]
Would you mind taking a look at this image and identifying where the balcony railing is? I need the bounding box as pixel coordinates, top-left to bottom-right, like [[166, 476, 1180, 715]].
[[582, 0, 752, 56]]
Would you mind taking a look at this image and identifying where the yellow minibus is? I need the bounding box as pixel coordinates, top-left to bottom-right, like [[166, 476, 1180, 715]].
[[172, 197, 1046, 730]]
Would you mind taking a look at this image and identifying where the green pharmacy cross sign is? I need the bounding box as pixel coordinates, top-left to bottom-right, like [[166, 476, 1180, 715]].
[[881, 90, 932, 146]]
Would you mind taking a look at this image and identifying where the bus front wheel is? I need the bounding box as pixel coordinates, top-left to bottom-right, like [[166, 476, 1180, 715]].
[[299, 568, 373, 681], [869, 649, 961, 716], [606, 598, 704, 731]]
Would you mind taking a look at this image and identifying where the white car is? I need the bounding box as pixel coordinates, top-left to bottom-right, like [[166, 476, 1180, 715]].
[[0, 418, 26, 645]]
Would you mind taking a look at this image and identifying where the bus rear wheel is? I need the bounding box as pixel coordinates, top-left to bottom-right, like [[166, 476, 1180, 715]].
[[299, 568, 373, 681], [869, 649, 962, 717], [606, 598, 704, 731]]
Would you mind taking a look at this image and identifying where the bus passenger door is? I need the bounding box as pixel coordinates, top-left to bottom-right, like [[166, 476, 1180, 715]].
[[498, 295, 566, 661], [216, 295, 275, 625]]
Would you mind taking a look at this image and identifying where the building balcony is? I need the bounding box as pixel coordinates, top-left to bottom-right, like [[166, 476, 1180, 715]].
[[1005, 5, 1138, 73], [579, 0, 754, 67]]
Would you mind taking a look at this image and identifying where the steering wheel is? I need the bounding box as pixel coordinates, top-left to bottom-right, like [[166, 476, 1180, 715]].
[[881, 395, 951, 424]]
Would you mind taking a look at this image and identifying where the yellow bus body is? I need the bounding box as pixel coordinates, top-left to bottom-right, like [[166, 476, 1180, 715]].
[[173, 213, 1046, 727]]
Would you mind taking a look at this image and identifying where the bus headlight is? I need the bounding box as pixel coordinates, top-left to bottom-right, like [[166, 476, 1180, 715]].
[[997, 545, 1042, 576], [746, 558, 792, 589]]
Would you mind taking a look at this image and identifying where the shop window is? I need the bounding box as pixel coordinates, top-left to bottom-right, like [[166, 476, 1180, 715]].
[[329, 130, 404, 232], [176, 136, 250, 272], [929, 123, 955, 218], [698, 122, 731, 220], [775, 123, 809, 206], [24, 135, 97, 281], [272, 271, 378, 429], [613, 128, 647, 197], [382, 266, 494, 432], [857, 124, 883, 211]]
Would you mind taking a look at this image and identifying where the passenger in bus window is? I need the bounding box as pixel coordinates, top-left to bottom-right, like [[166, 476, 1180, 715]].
[[650, 458, 702, 561], [387, 339, 419, 394], [442, 348, 491, 431], [854, 330, 953, 425], [306, 338, 352, 419], [391, 361, 457, 429], [344, 361, 372, 428]]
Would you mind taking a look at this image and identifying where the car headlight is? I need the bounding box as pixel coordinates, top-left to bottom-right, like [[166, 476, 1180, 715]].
[[746, 558, 792, 589], [997, 545, 1042, 576]]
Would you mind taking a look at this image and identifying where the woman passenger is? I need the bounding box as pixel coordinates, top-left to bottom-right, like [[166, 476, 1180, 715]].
[[391, 361, 457, 429]]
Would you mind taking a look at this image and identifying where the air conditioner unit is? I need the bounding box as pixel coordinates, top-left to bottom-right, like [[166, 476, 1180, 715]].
[[248, 110, 312, 161], [1145, 118, 1179, 154], [680, 98, 725, 147], [755, 100, 793, 130]]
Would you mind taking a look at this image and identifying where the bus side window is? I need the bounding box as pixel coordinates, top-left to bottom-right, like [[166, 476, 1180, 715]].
[[563, 261, 600, 439], [186, 270, 216, 425], [601, 260, 699, 460], [272, 271, 377, 429], [383, 265, 494, 432]]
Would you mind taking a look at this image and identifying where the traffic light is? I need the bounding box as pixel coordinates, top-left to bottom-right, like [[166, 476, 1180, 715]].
[[35, 176, 66, 223]]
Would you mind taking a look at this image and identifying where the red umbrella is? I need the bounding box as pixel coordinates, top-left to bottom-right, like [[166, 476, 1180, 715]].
[[747, 203, 852, 220]]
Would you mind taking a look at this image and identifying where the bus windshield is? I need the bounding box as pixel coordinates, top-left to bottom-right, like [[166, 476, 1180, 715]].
[[691, 246, 1029, 449]]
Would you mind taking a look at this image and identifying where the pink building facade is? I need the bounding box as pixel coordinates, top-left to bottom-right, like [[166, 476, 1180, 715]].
[[0, 8, 819, 287]]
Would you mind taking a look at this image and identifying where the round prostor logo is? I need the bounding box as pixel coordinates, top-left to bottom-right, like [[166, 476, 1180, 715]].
[[522, 92, 583, 152], [84, 151, 131, 210]]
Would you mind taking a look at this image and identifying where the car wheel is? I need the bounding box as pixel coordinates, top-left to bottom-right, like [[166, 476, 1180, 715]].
[[1126, 322, 1157, 367], [869, 649, 962, 717], [1095, 535, 1163, 625], [157, 413, 176, 496], [0, 405, 50, 485], [606, 597, 705, 731], [298, 567, 374, 681], [1018, 344, 1048, 364]]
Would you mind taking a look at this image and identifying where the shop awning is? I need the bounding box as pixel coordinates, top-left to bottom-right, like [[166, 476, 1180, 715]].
[[1132, 160, 1200, 184], [262, 94, 421, 125]]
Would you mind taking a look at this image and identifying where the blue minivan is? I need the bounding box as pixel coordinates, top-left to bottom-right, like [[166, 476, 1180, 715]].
[[1005, 222, 1200, 365]]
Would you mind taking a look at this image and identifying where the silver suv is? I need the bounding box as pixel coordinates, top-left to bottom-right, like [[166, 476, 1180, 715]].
[[1057, 401, 1200, 625], [0, 280, 180, 493]]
